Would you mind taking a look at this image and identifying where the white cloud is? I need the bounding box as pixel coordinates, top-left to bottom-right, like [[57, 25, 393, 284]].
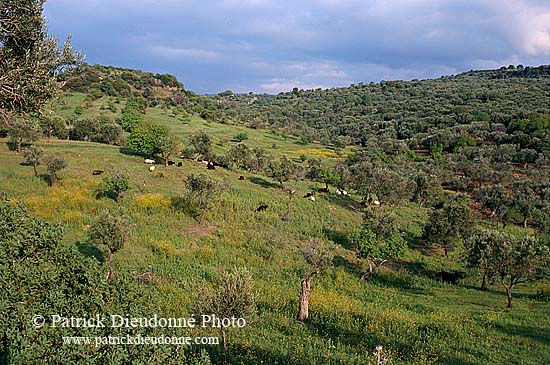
[[150, 46, 219, 60], [515, 6, 550, 55]]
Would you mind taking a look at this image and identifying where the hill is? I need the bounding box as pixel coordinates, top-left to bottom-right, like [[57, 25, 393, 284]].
[[1, 63, 549, 364]]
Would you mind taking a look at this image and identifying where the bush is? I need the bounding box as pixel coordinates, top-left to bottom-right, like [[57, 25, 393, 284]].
[[92, 123, 124, 145], [69, 118, 99, 141], [102, 173, 129, 204], [233, 132, 248, 142], [87, 210, 129, 264], [45, 155, 67, 186]]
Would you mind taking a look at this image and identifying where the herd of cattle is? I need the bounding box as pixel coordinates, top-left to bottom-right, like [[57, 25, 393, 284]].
[[92, 157, 362, 207]]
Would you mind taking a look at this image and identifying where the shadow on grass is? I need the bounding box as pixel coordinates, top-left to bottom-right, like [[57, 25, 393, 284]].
[[76, 241, 107, 264], [494, 323, 550, 344], [333, 255, 364, 278], [401, 228, 433, 255], [495, 323, 550, 344], [322, 194, 365, 212], [368, 271, 424, 291], [248, 176, 280, 189], [119, 147, 146, 157], [323, 228, 353, 250], [5, 141, 16, 151]]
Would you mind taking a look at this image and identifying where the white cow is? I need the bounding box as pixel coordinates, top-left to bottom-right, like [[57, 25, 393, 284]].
[[144, 159, 155, 164], [149, 166, 156, 172]]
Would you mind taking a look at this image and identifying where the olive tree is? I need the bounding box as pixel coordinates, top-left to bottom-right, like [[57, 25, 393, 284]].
[[297, 238, 334, 323], [101, 173, 129, 204], [266, 155, 296, 189], [7, 117, 41, 154], [422, 195, 474, 256], [0, 0, 80, 133], [466, 231, 550, 308], [87, 210, 129, 280], [190, 131, 213, 161], [172, 173, 224, 222], [158, 134, 181, 167], [349, 209, 407, 279], [192, 268, 256, 362], [45, 155, 66, 186], [22, 145, 42, 176]]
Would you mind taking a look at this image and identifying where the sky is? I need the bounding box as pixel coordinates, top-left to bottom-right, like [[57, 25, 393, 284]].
[[44, 0, 550, 94]]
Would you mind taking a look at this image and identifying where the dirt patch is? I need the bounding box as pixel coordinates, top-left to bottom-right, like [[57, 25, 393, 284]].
[[185, 223, 216, 236]]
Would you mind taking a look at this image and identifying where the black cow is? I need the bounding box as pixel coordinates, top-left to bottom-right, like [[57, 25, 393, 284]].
[[177, 162, 183, 167], [92, 170, 104, 176], [255, 204, 268, 212]]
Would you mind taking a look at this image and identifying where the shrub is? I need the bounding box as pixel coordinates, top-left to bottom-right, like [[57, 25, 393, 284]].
[[233, 132, 249, 142], [92, 123, 124, 145], [102, 173, 129, 204], [45, 155, 67, 186]]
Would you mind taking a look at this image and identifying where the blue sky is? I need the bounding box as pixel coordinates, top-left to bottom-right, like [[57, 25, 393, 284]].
[[44, 0, 550, 94]]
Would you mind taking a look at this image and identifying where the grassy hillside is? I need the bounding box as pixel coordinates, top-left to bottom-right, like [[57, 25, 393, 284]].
[[2, 91, 549, 363]]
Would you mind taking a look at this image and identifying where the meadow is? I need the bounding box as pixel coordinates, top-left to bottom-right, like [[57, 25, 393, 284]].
[[1, 97, 549, 364]]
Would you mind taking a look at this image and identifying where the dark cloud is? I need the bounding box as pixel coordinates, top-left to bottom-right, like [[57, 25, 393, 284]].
[[44, 0, 550, 93]]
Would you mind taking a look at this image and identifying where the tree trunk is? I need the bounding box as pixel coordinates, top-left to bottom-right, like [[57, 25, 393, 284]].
[[106, 251, 114, 266], [105, 251, 114, 281], [116, 192, 122, 204], [32, 164, 38, 176], [106, 267, 113, 281], [361, 259, 374, 280], [297, 274, 314, 323], [221, 326, 227, 363], [480, 272, 487, 291], [17, 141, 22, 155], [523, 217, 528, 228], [505, 286, 513, 309]]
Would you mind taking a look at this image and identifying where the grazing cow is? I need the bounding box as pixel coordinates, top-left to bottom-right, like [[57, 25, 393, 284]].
[[255, 204, 268, 212], [239, 175, 245, 181], [303, 191, 317, 198], [177, 162, 183, 167], [335, 189, 342, 196], [342, 190, 348, 196], [318, 187, 329, 193], [144, 158, 155, 164], [157, 172, 164, 178], [149, 166, 156, 172], [309, 196, 316, 202], [92, 170, 104, 176], [168, 160, 175, 166], [207, 161, 216, 170]]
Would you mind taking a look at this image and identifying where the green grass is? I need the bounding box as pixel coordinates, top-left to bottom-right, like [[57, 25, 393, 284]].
[[1, 95, 549, 364]]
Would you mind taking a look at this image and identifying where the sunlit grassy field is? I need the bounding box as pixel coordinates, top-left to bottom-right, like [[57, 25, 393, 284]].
[[1, 95, 549, 364]]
